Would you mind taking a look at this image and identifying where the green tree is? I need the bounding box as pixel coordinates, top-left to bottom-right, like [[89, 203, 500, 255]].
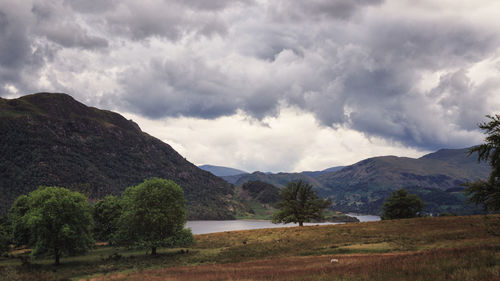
[[116, 178, 192, 255], [8, 186, 93, 265], [465, 114, 500, 211], [381, 189, 424, 220], [0, 229, 8, 255], [8, 195, 31, 247], [93, 195, 122, 244], [272, 180, 331, 226], [0, 216, 10, 255]]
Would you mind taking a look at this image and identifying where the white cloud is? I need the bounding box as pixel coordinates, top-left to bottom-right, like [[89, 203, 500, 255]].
[[122, 107, 428, 173]]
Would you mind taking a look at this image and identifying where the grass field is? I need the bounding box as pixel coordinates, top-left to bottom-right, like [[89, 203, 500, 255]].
[[1, 215, 499, 280]]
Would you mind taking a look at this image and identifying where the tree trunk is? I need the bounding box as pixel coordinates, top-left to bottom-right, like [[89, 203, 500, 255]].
[[299, 221, 303, 227], [54, 247, 60, 266], [151, 246, 157, 256]]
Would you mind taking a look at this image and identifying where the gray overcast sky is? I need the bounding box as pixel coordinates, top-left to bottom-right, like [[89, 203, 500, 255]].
[[1, 0, 499, 172]]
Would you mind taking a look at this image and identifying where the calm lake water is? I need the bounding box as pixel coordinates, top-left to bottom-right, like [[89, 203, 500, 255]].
[[346, 213, 381, 222], [186, 214, 381, 235]]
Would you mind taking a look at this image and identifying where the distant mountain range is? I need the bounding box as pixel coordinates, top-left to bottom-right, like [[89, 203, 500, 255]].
[[301, 166, 345, 177], [201, 165, 343, 187], [316, 149, 489, 214], [227, 171, 325, 189], [199, 165, 248, 177], [204, 148, 489, 215], [0, 93, 236, 219]]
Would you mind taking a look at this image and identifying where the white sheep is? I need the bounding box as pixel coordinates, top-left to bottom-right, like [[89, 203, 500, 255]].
[[330, 258, 339, 263]]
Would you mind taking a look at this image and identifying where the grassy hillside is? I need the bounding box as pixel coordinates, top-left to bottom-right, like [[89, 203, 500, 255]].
[[1, 215, 498, 280], [0, 93, 236, 219]]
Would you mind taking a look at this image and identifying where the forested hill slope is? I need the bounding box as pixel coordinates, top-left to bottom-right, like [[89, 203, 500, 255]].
[[316, 149, 490, 214], [0, 93, 236, 219]]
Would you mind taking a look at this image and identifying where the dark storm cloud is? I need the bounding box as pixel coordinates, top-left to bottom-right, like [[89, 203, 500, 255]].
[[0, 0, 252, 96], [113, 5, 500, 150], [103, 0, 252, 41], [268, 0, 383, 22], [181, 0, 254, 11], [330, 16, 500, 149], [0, 0, 110, 95], [0, 10, 30, 70], [430, 69, 494, 131], [116, 57, 239, 119], [116, 55, 280, 119], [364, 18, 498, 70], [31, 1, 109, 50], [38, 23, 109, 49], [1, 0, 499, 152], [230, 11, 499, 150], [63, 0, 117, 14], [0, 3, 55, 93]]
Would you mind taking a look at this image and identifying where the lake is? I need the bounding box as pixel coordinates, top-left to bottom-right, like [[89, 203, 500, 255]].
[[186, 214, 381, 235], [346, 213, 381, 222]]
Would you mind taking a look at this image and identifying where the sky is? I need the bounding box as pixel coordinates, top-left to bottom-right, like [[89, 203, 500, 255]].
[[1, 0, 499, 173]]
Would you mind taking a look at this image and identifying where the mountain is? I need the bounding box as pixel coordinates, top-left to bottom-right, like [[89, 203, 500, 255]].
[[239, 180, 281, 204], [322, 166, 345, 173], [233, 180, 281, 220], [419, 148, 488, 176], [316, 149, 490, 215], [229, 171, 326, 190], [224, 149, 489, 215], [0, 93, 236, 219], [199, 164, 248, 177], [219, 174, 245, 185], [221, 166, 344, 186], [301, 166, 345, 177]]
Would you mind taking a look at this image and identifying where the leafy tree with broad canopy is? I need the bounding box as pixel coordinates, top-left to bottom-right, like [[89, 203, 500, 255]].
[[0, 228, 8, 255], [116, 178, 192, 255], [93, 195, 122, 244], [381, 189, 424, 220], [465, 114, 500, 212], [9, 195, 30, 247], [9, 186, 93, 265], [272, 180, 331, 226], [0, 216, 9, 255]]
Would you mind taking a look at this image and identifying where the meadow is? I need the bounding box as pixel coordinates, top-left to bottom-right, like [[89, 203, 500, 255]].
[[0, 215, 499, 280]]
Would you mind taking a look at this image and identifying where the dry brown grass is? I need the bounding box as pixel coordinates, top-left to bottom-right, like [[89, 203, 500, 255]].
[[90, 246, 499, 281], [3, 215, 499, 280], [87, 215, 500, 280], [192, 215, 500, 263]]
